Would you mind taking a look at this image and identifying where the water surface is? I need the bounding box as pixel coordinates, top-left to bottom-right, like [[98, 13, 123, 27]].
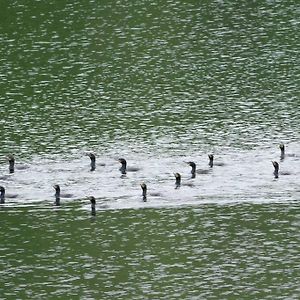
[[0, 0, 299, 298]]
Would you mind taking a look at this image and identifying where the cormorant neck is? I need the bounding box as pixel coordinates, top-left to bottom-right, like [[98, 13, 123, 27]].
[[0, 189, 5, 204], [9, 160, 14, 173], [120, 162, 127, 174], [208, 155, 213, 168], [142, 187, 147, 198], [90, 156, 96, 171], [55, 197, 60, 206], [55, 188, 60, 199], [175, 175, 181, 188], [190, 163, 196, 174], [273, 162, 279, 178], [91, 203, 96, 215], [280, 147, 285, 160]]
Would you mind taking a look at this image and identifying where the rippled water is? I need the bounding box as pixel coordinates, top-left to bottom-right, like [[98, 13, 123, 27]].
[[1, 204, 299, 299], [0, 0, 299, 298]]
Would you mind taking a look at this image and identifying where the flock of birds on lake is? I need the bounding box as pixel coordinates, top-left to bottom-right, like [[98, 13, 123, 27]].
[[0, 143, 295, 215]]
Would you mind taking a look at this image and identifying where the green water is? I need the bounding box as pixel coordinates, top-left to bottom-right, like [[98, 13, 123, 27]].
[[0, 0, 299, 299], [0, 0, 299, 156], [1, 204, 299, 299]]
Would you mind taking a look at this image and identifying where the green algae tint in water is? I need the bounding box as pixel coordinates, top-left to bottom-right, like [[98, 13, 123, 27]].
[[0, 0, 299, 156], [0, 204, 299, 299], [0, 0, 300, 299]]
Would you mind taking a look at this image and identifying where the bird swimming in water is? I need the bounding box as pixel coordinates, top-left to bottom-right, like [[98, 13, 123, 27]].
[[118, 158, 140, 175], [279, 143, 295, 160], [86, 153, 96, 171], [8, 155, 15, 173], [118, 158, 127, 174], [185, 161, 211, 178], [89, 196, 96, 215], [140, 182, 161, 200], [174, 173, 181, 189], [0, 186, 5, 203], [53, 184, 73, 206], [279, 143, 285, 160], [0, 186, 18, 204], [272, 161, 279, 179], [208, 154, 225, 167], [140, 183, 147, 201], [7, 154, 29, 173], [272, 161, 291, 178]]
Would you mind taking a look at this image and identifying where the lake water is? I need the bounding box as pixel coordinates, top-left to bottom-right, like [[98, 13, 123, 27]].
[[0, 0, 299, 299]]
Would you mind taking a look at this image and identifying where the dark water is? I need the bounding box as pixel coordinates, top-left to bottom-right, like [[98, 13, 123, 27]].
[[0, 0, 299, 298]]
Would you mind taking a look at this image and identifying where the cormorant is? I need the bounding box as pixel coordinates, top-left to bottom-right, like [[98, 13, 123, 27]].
[[279, 143, 285, 160], [87, 153, 96, 171], [272, 161, 279, 179], [53, 184, 73, 206], [0, 186, 18, 204], [118, 158, 140, 175], [185, 161, 211, 177], [174, 173, 181, 189], [279, 143, 295, 160], [208, 154, 225, 167], [8, 155, 15, 173], [7, 154, 29, 173], [0, 186, 5, 203], [140, 183, 147, 201], [272, 161, 291, 178]]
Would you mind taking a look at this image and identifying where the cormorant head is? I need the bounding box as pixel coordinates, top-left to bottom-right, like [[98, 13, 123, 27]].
[[140, 182, 147, 191], [174, 173, 181, 186], [186, 161, 196, 175], [7, 155, 15, 163], [279, 143, 285, 151], [186, 161, 196, 168], [87, 153, 96, 161], [53, 184, 60, 192], [118, 158, 127, 165], [89, 196, 96, 205]]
